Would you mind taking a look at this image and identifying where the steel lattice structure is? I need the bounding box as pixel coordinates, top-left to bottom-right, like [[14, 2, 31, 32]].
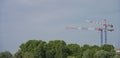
[[66, 19, 114, 46]]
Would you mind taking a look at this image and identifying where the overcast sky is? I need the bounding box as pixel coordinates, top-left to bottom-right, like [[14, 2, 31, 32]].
[[0, 0, 120, 53]]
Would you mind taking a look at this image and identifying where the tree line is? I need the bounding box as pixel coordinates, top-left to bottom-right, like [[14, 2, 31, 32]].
[[0, 40, 120, 58]]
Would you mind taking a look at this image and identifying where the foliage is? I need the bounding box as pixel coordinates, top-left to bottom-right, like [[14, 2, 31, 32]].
[[113, 55, 120, 58], [82, 49, 93, 58], [101, 44, 114, 52], [0, 51, 13, 58], [94, 50, 111, 58], [14, 50, 24, 58], [23, 52, 34, 58], [67, 44, 81, 58], [19, 40, 46, 58], [47, 40, 69, 58], [34, 43, 46, 58], [1, 40, 116, 58]]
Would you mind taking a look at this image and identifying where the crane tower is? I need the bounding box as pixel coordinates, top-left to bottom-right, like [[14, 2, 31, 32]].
[[86, 19, 114, 44], [66, 19, 114, 46]]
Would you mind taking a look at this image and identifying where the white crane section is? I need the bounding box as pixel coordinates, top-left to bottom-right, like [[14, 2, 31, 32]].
[[66, 26, 103, 31], [86, 20, 103, 25]]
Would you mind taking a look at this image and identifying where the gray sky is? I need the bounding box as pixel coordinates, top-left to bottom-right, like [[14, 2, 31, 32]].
[[0, 0, 120, 53]]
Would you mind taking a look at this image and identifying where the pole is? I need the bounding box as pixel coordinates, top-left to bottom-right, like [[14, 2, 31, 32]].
[[105, 25, 107, 44], [101, 30, 103, 46], [104, 19, 107, 44]]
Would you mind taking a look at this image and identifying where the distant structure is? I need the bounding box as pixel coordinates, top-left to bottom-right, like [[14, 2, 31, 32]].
[[66, 19, 114, 46], [86, 19, 114, 44], [116, 49, 120, 55]]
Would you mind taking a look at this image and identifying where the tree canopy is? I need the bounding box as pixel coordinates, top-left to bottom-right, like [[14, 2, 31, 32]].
[[0, 40, 119, 58], [0, 51, 13, 58]]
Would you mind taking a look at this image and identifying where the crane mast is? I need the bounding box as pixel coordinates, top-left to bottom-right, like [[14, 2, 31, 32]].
[[86, 19, 114, 44], [66, 19, 114, 46]]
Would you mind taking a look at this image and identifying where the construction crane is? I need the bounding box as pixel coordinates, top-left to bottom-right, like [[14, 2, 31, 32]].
[[66, 26, 104, 46], [66, 19, 114, 46], [86, 19, 114, 44]]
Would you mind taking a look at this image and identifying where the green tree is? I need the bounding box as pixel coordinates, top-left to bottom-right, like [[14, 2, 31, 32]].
[[94, 50, 111, 58], [89, 45, 101, 58], [34, 42, 46, 58], [14, 50, 24, 58], [113, 55, 120, 58], [46, 49, 55, 58], [23, 52, 34, 58], [109, 49, 116, 58], [19, 40, 46, 58], [91, 45, 100, 51], [67, 44, 81, 58], [100, 44, 115, 58], [47, 40, 68, 58], [82, 44, 90, 50], [82, 49, 93, 58], [101, 44, 114, 52], [0, 51, 13, 58], [80, 44, 91, 58], [20, 40, 45, 53], [14, 40, 116, 58]]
